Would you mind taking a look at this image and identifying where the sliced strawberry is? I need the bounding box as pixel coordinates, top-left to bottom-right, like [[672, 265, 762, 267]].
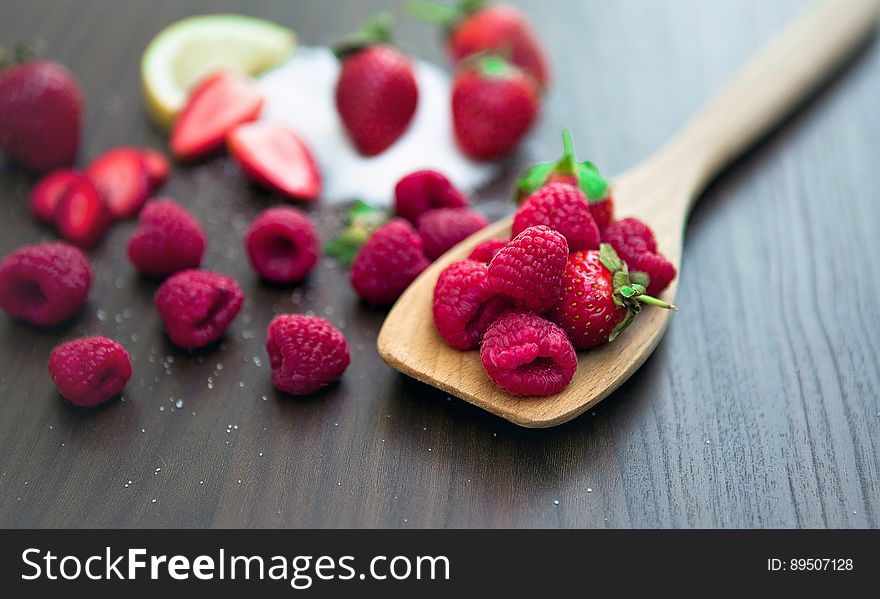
[[54, 178, 111, 248], [171, 70, 264, 162], [30, 169, 84, 223], [141, 148, 169, 188], [85, 148, 151, 220], [227, 122, 321, 201]]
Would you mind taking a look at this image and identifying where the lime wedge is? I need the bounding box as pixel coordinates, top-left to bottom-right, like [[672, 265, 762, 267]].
[[141, 14, 296, 128]]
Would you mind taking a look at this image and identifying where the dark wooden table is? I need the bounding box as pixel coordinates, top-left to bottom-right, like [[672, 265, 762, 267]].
[[1, 0, 878, 528]]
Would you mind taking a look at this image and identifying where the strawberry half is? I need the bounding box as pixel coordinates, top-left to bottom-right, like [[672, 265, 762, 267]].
[[141, 148, 169, 188], [228, 122, 321, 201], [30, 169, 84, 223], [85, 148, 152, 220], [170, 70, 264, 161], [54, 178, 111, 248]]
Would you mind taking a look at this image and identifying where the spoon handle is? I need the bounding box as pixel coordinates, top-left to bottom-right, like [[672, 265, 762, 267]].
[[655, 0, 880, 205]]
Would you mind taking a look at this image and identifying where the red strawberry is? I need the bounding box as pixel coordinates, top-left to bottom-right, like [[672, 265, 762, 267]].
[[141, 148, 169, 188], [30, 169, 84, 223], [548, 244, 676, 350], [515, 129, 615, 229], [228, 122, 321, 201], [451, 55, 539, 161], [413, 1, 550, 87], [85, 148, 152, 220], [334, 15, 419, 156], [170, 70, 264, 161], [0, 59, 82, 172], [54, 178, 111, 248]]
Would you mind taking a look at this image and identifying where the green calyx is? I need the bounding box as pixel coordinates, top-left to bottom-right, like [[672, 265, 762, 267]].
[[598, 244, 677, 342], [407, 0, 488, 29], [324, 200, 390, 266], [332, 13, 396, 59], [0, 39, 45, 69], [514, 129, 611, 204]]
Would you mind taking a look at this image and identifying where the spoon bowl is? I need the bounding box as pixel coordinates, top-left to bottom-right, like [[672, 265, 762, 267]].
[[377, 0, 880, 427]]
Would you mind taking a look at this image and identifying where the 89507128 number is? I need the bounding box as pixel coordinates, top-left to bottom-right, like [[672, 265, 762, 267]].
[[789, 558, 853, 571]]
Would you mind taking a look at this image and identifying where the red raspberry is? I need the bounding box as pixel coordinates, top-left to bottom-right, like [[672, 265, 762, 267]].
[[245, 207, 320, 285], [417, 208, 489, 261], [602, 217, 657, 255], [480, 310, 577, 396], [127, 199, 207, 278], [432, 260, 510, 350], [155, 270, 244, 349], [48, 336, 132, 407], [625, 251, 677, 296], [351, 219, 429, 306], [487, 225, 568, 312], [394, 170, 469, 224], [467, 238, 506, 263], [512, 182, 600, 251], [0, 241, 92, 326], [589, 195, 615, 231], [602, 218, 676, 295], [266, 314, 350, 395]]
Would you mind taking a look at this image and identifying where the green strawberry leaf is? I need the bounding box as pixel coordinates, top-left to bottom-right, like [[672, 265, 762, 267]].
[[576, 161, 610, 202], [325, 200, 389, 267], [514, 162, 555, 202], [629, 270, 651, 288], [599, 243, 624, 274]]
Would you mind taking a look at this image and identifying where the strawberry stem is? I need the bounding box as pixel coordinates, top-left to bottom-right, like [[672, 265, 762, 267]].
[[635, 295, 678, 311], [333, 13, 396, 58], [554, 129, 577, 177]]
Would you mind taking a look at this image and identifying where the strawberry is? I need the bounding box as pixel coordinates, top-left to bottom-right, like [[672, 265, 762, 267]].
[[334, 15, 419, 156], [30, 169, 84, 224], [53, 177, 111, 248], [228, 122, 321, 201], [85, 148, 153, 220], [451, 54, 539, 161], [515, 129, 615, 229], [0, 57, 82, 172], [548, 244, 676, 350], [141, 148, 169, 188], [411, 0, 550, 87], [170, 69, 264, 161]]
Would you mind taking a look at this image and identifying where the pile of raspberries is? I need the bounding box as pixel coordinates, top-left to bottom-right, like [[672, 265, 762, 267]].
[[0, 195, 348, 406], [430, 181, 677, 397]]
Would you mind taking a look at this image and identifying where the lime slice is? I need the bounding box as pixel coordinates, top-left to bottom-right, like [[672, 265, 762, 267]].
[[141, 14, 296, 129]]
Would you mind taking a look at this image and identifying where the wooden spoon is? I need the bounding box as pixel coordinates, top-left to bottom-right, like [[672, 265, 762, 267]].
[[378, 0, 880, 428]]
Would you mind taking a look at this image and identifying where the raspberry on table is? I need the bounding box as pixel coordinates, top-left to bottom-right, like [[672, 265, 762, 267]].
[[394, 169, 469, 224], [0, 241, 92, 326], [48, 336, 132, 407], [433, 260, 510, 350], [245, 207, 320, 285], [350, 218, 430, 306], [467, 238, 507, 263], [602, 217, 675, 295], [487, 225, 568, 313], [417, 208, 489, 261], [155, 269, 244, 349], [266, 314, 350, 395], [127, 198, 207, 277], [513, 182, 600, 251], [480, 310, 577, 396]]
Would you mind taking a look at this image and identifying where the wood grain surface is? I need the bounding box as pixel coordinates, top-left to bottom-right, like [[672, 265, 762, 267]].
[[1, 0, 878, 528]]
